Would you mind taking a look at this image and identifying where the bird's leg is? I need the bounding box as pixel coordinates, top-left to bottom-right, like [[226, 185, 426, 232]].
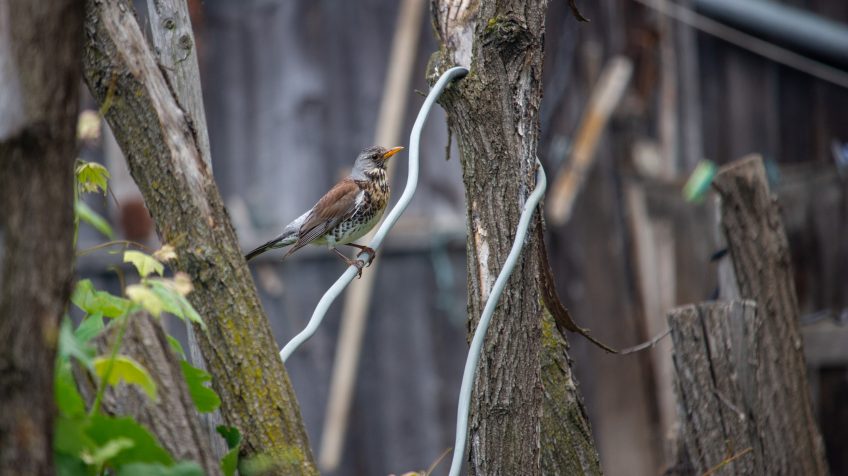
[[345, 242, 376, 266], [331, 247, 365, 278]]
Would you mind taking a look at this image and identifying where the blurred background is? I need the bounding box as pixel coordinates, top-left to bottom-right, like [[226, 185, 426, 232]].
[[74, 0, 848, 474]]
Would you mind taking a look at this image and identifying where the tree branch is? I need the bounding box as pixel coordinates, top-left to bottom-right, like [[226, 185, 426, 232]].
[[81, 1, 317, 473]]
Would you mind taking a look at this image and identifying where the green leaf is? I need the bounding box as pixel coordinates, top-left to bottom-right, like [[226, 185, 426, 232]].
[[93, 355, 158, 401], [117, 462, 204, 476], [81, 438, 135, 466], [55, 415, 94, 456], [124, 250, 164, 278], [55, 361, 86, 416], [59, 318, 95, 370], [216, 425, 241, 450], [75, 161, 110, 195], [216, 425, 241, 476], [75, 201, 114, 239], [147, 281, 205, 329], [683, 160, 717, 202], [166, 335, 185, 358], [221, 448, 239, 476], [75, 313, 105, 343], [71, 279, 132, 318], [55, 451, 89, 476], [126, 285, 164, 317], [85, 415, 173, 467], [179, 361, 220, 413]]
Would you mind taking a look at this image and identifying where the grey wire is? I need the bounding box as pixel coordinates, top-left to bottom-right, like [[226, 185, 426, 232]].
[[279, 66, 469, 362], [449, 159, 547, 476], [633, 0, 848, 90]]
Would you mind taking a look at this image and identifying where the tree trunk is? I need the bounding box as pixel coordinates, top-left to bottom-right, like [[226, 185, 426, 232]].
[[712, 155, 828, 475], [0, 1, 82, 474], [429, 1, 602, 474], [81, 1, 317, 473], [145, 0, 228, 460]]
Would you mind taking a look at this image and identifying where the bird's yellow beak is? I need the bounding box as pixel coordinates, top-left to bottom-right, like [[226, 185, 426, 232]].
[[381, 146, 404, 160]]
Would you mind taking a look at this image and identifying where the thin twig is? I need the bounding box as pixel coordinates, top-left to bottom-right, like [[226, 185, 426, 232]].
[[77, 239, 154, 257], [701, 447, 753, 476], [618, 328, 671, 355]]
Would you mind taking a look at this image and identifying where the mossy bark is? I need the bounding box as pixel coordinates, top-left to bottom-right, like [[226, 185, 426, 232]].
[[80, 1, 317, 473], [429, 0, 602, 473], [0, 1, 82, 474]]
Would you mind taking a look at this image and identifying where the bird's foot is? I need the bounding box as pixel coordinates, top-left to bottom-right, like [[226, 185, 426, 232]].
[[345, 257, 366, 278], [356, 246, 376, 267]]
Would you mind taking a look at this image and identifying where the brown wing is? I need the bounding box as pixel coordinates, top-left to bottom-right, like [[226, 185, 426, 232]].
[[284, 178, 361, 256]]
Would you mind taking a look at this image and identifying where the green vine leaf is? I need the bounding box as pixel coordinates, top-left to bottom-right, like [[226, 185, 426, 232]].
[[58, 317, 95, 370], [75, 161, 110, 195], [93, 355, 158, 401], [180, 361, 221, 413], [85, 415, 173, 467], [167, 335, 186, 358], [72, 279, 132, 318], [55, 361, 86, 417], [75, 313, 105, 343], [216, 425, 241, 476], [75, 201, 115, 238], [116, 462, 204, 476], [126, 285, 164, 317], [124, 250, 164, 278], [147, 280, 204, 329], [81, 437, 135, 466]]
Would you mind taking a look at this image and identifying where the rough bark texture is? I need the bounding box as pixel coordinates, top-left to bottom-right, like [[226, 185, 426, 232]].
[[668, 301, 758, 475], [429, 1, 602, 473], [81, 1, 317, 473], [75, 314, 222, 476], [145, 0, 228, 460], [0, 1, 82, 474], [712, 155, 828, 475]]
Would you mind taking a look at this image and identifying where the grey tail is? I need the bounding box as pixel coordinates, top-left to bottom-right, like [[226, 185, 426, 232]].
[[245, 233, 290, 261]]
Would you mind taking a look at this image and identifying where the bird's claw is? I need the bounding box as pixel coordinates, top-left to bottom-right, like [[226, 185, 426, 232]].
[[356, 247, 376, 267], [349, 259, 366, 278]]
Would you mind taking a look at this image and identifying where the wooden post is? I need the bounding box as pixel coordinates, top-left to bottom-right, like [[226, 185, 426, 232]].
[[708, 154, 828, 475]]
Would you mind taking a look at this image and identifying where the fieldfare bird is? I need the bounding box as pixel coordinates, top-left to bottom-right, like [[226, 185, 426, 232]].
[[245, 145, 403, 276]]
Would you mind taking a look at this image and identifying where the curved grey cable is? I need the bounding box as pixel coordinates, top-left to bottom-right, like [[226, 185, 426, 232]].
[[448, 159, 547, 476], [280, 66, 469, 362]]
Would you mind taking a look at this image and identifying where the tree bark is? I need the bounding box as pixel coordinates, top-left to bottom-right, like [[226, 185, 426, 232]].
[[0, 1, 82, 474], [145, 0, 228, 460], [712, 155, 828, 475], [81, 1, 317, 473], [668, 301, 758, 475], [75, 313, 222, 476], [429, 1, 602, 474]]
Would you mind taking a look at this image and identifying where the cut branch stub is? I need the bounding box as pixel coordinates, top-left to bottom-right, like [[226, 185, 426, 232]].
[[668, 301, 759, 475]]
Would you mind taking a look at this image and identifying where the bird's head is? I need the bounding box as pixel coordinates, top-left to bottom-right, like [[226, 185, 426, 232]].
[[352, 145, 403, 178]]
